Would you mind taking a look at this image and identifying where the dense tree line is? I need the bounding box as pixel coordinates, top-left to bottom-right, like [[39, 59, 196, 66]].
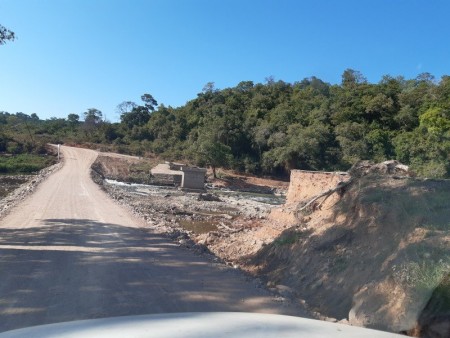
[[1, 70, 449, 178], [110, 70, 449, 178]]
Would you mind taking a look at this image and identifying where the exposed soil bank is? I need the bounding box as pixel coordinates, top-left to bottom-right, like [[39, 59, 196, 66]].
[[249, 176, 450, 337]]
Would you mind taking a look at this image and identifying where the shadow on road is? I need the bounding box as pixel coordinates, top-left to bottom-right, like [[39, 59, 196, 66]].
[[0, 219, 303, 332]]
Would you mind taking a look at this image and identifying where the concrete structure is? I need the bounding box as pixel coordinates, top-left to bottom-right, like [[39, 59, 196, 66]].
[[269, 169, 350, 225], [150, 163, 182, 186], [150, 162, 206, 191], [180, 166, 207, 191], [167, 162, 184, 171], [286, 170, 350, 204]]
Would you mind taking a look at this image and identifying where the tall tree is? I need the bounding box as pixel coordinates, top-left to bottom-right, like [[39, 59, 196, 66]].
[[141, 94, 158, 112], [190, 120, 232, 178], [341, 68, 367, 87], [121, 106, 151, 129], [82, 108, 103, 137], [116, 101, 137, 117], [67, 113, 80, 124], [67, 113, 80, 129], [84, 108, 103, 124]]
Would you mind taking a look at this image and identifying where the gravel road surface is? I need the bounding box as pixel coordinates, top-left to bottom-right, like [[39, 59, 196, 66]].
[[0, 146, 307, 332]]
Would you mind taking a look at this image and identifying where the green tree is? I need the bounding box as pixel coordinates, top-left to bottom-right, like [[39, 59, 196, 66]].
[[419, 107, 450, 134], [394, 128, 449, 178], [365, 128, 394, 162], [190, 122, 232, 178], [141, 94, 158, 112], [119, 95, 158, 130], [84, 108, 103, 124], [261, 123, 333, 173], [82, 108, 103, 138], [67, 113, 79, 124], [100, 123, 120, 143], [0, 24, 15, 45], [335, 122, 368, 165], [341, 68, 367, 88], [116, 101, 137, 116], [121, 106, 151, 129], [195, 140, 232, 178]]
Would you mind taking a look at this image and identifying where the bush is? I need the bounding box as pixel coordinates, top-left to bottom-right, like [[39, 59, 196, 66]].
[[412, 160, 448, 179], [0, 154, 56, 174], [7, 142, 23, 154]]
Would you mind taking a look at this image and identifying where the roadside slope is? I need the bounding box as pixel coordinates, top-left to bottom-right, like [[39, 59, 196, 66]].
[[248, 175, 450, 335]]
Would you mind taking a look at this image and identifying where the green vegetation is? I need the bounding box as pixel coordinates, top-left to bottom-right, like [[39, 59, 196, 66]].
[[0, 154, 55, 174], [1, 69, 449, 178], [274, 230, 309, 246], [392, 258, 450, 294], [0, 24, 15, 45], [330, 256, 349, 274], [0, 112, 57, 174]]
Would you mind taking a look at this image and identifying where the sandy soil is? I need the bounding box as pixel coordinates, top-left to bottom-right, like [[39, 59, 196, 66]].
[[0, 146, 308, 333]]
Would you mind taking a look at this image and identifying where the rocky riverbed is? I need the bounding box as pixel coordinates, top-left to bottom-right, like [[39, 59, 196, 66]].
[[94, 177, 292, 261]]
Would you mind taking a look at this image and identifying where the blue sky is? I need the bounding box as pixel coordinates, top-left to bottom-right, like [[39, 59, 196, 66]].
[[1, 0, 449, 121]]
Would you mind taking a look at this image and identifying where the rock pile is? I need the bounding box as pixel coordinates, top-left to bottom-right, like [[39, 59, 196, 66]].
[[349, 160, 411, 177]]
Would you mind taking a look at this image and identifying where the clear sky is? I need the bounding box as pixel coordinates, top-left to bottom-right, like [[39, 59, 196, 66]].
[[1, 0, 449, 121]]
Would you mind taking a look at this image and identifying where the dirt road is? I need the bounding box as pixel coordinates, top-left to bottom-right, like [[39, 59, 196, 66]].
[[0, 146, 307, 332]]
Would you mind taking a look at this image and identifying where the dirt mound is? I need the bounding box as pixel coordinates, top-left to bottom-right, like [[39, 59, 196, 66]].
[[349, 160, 411, 177], [91, 154, 160, 183], [247, 175, 450, 335], [209, 175, 288, 194]]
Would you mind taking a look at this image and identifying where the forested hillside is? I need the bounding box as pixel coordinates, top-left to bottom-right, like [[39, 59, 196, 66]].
[[2, 69, 449, 178]]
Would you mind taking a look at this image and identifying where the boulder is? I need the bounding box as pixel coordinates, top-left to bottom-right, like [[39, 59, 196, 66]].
[[349, 279, 434, 333], [197, 193, 222, 202]]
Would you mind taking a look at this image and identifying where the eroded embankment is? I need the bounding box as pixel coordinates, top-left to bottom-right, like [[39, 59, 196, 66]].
[[247, 176, 450, 336]]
